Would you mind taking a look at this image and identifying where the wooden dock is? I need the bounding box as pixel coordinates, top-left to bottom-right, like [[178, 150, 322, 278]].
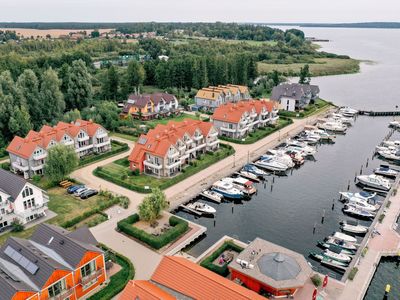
[[359, 110, 400, 116]]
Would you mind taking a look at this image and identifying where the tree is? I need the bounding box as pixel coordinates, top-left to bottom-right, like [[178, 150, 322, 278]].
[[138, 188, 169, 224], [101, 65, 119, 100], [45, 144, 78, 182], [39, 68, 65, 123], [17, 69, 41, 128], [299, 64, 311, 85], [271, 70, 281, 87], [65, 59, 93, 110], [122, 60, 145, 96], [81, 101, 119, 131], [8, 105, 32, 137], [62, 109, 81, 123], [91, 30, 100, 38]]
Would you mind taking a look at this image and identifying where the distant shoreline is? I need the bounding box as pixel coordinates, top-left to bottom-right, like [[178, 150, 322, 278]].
[[260, 22, 400, 29]]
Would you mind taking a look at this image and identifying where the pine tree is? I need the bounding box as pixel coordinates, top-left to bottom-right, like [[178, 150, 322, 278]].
[[122, 60, 145, 96], [102, 65, 119, 100]]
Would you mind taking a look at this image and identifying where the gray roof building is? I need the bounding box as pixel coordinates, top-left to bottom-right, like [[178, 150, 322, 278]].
[[271, 83, 319, 110], [0, 169, 29, 201]]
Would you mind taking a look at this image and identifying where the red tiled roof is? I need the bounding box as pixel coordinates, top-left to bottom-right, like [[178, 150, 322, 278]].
[[119, 280, 176, 300], [151, 256, 265, 300], [128, 119, 214, 164], [6, 119, 104, 159]]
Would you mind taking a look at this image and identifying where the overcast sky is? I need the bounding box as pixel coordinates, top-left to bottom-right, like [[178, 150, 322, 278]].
[[1, 0, 399, 23]]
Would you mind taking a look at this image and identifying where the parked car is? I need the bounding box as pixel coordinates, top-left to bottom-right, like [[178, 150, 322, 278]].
[[74, 188, 89, 197], [67, 185, 85, 194], [80, 189, 98, 199]]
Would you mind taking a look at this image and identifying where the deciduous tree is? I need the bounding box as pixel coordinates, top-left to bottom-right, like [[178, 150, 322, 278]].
[[45, 144, 78, 182], [65, 59, 93, 110], [138, 188, 169, 224]]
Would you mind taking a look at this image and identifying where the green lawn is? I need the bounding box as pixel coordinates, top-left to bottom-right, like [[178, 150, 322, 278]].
[[78, 140, 129, 168], [110, 131, 138, 142], [219, 118, 293, 144], [258, 58, 360, 76], [141, 113, 200, 128], [94, 144, 235, 193], [278, 99, 333, 119]]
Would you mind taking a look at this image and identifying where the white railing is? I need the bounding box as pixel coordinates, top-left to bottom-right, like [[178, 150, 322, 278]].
[[63, 140, 74, 146], [33, 153, 47, 160], [31, 164, 44, 171], [220, 127, 237, 133], [96, 132, 108, 139], [76, 144, 93, 152], [168, 151, 179, 158], [207, 140, 219, 147], [144, 160, 162, 169], [12, 162, 29, 171], [77, 136, 89, 142], [166, 161, 181, 169], [95, 140, 111, 148], [193, 135, 203, 141], [209, 132, 218, 138]]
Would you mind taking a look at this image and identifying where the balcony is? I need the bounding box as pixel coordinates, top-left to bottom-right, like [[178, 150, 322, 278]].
[[31, 164, 44, 171], [193, 134, 203, 141], [168, 151, 179, 158], [261, 110, 268, 116], [95, 140, 111, 148], [207, 140, 219, 147], [33, 153, 47, 161], [271, 115, 279, 121], [80, 269, 103, 286], [76, 144, 93, 153], [209, 131, 218, 138], [185, 139, 193, 145], [51, 289, 74, 300], [166, 161, 181, 169], [144, 160, 162, 170], [220, 127, 237, 133], [31, 204, 46, 211], [77, 135, 89, 142], [12, 162, 29, 172], [97, 132, 108, 139], [62, 140, 74, 146]]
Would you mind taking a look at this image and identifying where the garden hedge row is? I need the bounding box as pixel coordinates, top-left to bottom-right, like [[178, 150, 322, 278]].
[[117, 214, 189, 250], [94, 167, 150, 193], [87, 245, 135, 300], [200, 240, 244, 276], [78, 140, 129, 168]]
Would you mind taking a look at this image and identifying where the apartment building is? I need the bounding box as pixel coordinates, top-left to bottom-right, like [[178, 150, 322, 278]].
[[195, 84, 250, 111], [128, 119, 219, 177], [212, 100, 279, 139], [271, 83, 320, 112], [0, 169, 48, 229], [7, 119, 111, 179], [0, 223, 106, 300], [121, 92, 180, 120]]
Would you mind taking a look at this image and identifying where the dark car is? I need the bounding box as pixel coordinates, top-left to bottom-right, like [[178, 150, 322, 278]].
[[67, 185, 85, 194], [80, 189, 98, 199]]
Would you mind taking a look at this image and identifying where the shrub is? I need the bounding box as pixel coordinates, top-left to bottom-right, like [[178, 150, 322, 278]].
[[117, 214, 189, 250], [200, 240, 244, 277], [11, 220, 24, 232], [1, 162, 11, 170], [361, 247, 368, 258], [311, 274, 322, 287], [32, 175, 41, 183], [378, 214, 385, 223], [130, 169, 140, 176], [348, 267, 358, 281], [87, 245, 134, 300]]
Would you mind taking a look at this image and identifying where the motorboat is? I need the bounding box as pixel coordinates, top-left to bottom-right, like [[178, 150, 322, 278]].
[[317, 242, 355, 255], [339, 191, 376, 202], [186, 202, 216, 214], [343, 204, 375, 219], [383, 140, 400, 148], [340, 220, 368, 235], [242, 164, 267, 177], [297, 132, 320, 145], [238, 170, 259, 181], [212, 180, 244, 199], [312, 129, 336, 142], [389, 120, 400, 128], [374, 165, 399, 178], [339, 107, 358, 117], [324, 237, 358, 251], [377, 149, 400, 162], [356, 174, 392, 191], [285, 150, 305, 166], [260, 154, 295, 168], [330, 113, 354, 126], [200, 190, 223, 202], [323, 249, 352, 263], [222, 177, 257, 195], [255, 157, 288, 172], [346, 197, 378, 212], [285, 140, 317, 156], [317, 121, 347, 133], [333, 232, 357, 243], [375, 145, 398, 153], [309, 252, 349, 273]]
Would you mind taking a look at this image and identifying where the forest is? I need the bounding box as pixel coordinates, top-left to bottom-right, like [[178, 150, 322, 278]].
[[0, 23, 356, 157]]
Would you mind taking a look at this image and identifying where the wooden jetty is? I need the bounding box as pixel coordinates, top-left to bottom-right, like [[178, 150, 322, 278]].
[[358, 110, 400, 116]]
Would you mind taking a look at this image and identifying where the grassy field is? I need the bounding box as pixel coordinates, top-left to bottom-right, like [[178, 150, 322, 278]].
[[110, 131, 138, 142], [219, 118, 293, 144], [94, 144, 235, 192], [0, 188, 118, 245], [78, 140, 129, 167], [258, 58, 360, 76], [169, 36, 277, 47]]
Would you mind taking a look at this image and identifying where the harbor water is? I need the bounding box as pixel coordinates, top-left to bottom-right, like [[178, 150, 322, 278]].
[[176, 117, 400, 277]]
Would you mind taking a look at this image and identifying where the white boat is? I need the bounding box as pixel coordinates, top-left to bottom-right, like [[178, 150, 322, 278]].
[[317, 242, 355, 255], [389, 120, 400, 128], [374, 165, 399, 178], [238, 170, 259, 181], [357, 174, 392, 191], [200, 190, 223, 202], [339, 191, 376, 202], [242, 164, 267, 177], [260, 153, 295, 168], [375, 145, 398, 153], [255, 157, 288, 172], [212, 181, 244, 199], [310, 129, 336, 141], [339, 107, 358, 117], [309, 252, 349, 273], [323, 249, 352, 263], [222, 177, 257, 195], [325, 237, 358, 251], [378, 149, 400, 161], [330, 113, 354, 126], [333, 232, 357, 243], [340, 220, 368, 234], [317, 121, 347, 133], [285, 139, 317, 156], [343, 204, 375, 219], [383, 140, 400, 147], [347, 197, 378, 212], [186, 201, 216, 214]]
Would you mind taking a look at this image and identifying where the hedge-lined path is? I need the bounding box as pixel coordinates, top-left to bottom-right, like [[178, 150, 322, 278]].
[[85, 107, 333, 279]]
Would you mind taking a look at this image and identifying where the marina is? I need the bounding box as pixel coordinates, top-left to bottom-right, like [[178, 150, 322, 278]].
[[175, 115, 400, 278]]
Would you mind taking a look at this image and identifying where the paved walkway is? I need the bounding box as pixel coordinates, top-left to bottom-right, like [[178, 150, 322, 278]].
[[77, 109, 333, 279]]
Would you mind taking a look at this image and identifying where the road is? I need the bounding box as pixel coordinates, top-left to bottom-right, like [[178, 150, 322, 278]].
[[74, 108, 333, 279]]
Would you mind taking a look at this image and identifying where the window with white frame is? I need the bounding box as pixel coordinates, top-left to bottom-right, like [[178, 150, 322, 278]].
[[81, 260, 96, 278], [22, 187, 33, 198], [48, 278, 67, 298], [23, 198, 35, 210]]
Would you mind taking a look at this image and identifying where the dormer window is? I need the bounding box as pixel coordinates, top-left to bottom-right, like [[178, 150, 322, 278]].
[[22, 186, 33, 198]]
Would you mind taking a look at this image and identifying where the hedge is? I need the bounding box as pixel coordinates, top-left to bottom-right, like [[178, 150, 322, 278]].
[[78, 140, 129, 168], [200, 240, 244, 277], [94, 167, 150, 193], [87, 245, 135, 300], [348, 267, 358, 281], [117, 214, 189, 250]]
